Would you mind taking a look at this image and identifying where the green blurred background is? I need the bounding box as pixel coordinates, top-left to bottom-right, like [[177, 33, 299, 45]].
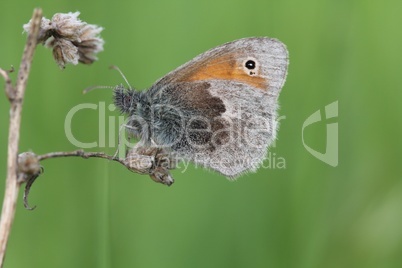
[[1, 0, 401, 267]]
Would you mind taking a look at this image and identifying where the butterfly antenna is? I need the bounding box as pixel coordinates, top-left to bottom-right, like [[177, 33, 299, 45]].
[[83, 85, 114, 94], [109, 65, 132, 89]]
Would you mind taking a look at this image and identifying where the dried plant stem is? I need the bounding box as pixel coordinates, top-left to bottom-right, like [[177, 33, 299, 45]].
[[0, 8, 42, 267], [1, 7, 172, 266], [21, 145, 174, 209], [21, 150, 125, 210], [38, 150, 124, 164]]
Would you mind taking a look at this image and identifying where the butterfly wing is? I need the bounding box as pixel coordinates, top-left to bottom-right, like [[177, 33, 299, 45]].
[[148, 37, 289, 177], [150, 37, 288, 98]]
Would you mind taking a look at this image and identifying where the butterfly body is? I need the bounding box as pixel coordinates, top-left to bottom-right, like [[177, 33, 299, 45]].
[[114, 37, 288, 178]]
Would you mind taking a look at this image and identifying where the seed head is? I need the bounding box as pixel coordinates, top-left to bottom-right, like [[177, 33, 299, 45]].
[[23, 12, 104, 68]]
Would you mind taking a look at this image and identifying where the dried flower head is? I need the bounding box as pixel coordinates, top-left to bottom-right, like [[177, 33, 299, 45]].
[[23, 12, 104, 68]]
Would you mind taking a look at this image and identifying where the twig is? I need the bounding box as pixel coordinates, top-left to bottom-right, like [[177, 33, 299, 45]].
[[37, 149, 123, 163], [0, 8, 42, 267], [22, 150, 124, 210], [21, 147, 174, 210]]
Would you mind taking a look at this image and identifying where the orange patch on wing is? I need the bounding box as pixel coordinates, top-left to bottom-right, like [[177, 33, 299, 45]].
[[179, 55, 268, 90]]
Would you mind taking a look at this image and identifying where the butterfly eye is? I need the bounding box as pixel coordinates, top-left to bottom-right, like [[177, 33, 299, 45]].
[[245, 60, 256, 70]]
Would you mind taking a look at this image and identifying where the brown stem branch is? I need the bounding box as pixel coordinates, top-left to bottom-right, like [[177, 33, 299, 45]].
[[20, 146, 175, 209], [37, 149, 124, 164], [22, 150, 125, 210], [0, 8, 42, 267]]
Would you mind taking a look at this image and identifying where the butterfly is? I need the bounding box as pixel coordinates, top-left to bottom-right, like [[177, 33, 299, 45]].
[[113, 37, 289, 185]]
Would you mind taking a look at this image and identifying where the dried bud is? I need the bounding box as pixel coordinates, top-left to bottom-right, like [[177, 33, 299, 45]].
[[23, 11, 104, 68], [18, 152, 41, 175], [124, 145, 175, 186]]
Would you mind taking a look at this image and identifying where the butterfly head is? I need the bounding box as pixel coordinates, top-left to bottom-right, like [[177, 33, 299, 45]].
[[113, 85, 139, 114]]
